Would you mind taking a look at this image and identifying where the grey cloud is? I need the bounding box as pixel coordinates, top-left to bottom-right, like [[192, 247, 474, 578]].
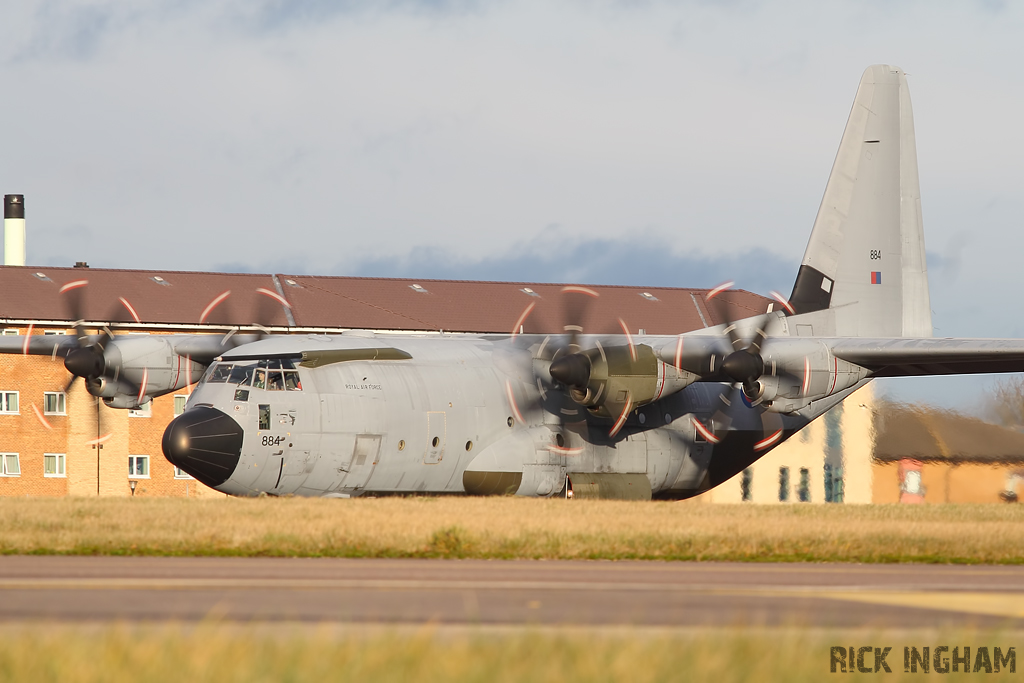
[[5, 0, 486, 64], [11, 1, 116, 63], [978, 0, 1009, 13], [237, 0, 488, 33]]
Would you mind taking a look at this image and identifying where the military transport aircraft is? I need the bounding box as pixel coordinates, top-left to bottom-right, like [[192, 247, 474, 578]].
[[6, 64, 1024, 500]]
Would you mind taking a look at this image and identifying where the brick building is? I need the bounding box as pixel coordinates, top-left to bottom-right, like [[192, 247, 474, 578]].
[[0, 264, 769, 498], [871, 405, 1024, 504]]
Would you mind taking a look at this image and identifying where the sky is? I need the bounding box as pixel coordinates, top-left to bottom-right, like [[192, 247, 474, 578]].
[[2, 0, 1023, 412]]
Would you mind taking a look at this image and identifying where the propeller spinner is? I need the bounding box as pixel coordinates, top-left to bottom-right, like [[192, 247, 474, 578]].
[[707, 282, 776, 403]]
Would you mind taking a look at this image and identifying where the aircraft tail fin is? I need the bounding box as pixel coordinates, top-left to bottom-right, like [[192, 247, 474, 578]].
[[788, 65, 932, 338]]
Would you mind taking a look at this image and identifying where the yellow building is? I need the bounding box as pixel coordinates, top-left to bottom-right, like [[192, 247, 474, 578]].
[[700, 384, 876, 504], [700, 385, 1024, 505]]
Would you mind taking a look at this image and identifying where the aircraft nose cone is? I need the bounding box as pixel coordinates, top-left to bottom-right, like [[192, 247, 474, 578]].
[[162, 406, 243, 488]]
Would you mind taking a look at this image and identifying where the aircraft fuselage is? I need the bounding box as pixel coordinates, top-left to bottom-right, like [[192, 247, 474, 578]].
[[166, 333, 852, 499]]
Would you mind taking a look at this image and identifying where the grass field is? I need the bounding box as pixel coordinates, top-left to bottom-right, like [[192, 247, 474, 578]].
[[1, 624, 1020, 682], [2, 497, 1024, 562]]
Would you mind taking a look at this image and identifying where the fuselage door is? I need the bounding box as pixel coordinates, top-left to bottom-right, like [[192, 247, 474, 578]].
[[341, 434, 381, 491]]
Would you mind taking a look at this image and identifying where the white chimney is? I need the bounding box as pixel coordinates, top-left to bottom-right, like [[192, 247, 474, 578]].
[[4, 195, 25, 266]]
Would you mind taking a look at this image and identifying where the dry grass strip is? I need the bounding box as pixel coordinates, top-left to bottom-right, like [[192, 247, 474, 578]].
[[0, 623, 1018, 682], [2, 497, 1023, 562]]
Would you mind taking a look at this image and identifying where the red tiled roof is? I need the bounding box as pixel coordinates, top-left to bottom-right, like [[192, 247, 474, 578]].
[[0, 266, 290, 327], [0, 265, 771, 334]]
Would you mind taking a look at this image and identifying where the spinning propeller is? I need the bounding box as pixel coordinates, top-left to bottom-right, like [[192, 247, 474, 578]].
[[511, 286, 655, 441], [689, 282, 801, 451], [42, 280, 292, 445], [55, 279, 140, 444], [537, 287, 601, 451], [707, 281, 775, 403]]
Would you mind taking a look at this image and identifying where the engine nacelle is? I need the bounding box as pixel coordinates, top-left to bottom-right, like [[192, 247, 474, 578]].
[[657, 334, 872, 414], [560, 344, 696, 419], [759, 339, 871, 413], [89, 335, 209, 408], [87, 376, 140, 400], [103, 394, 148, 410]]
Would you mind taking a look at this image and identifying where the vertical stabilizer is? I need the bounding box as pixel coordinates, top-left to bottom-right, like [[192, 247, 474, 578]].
[[789, 65, 932, 338]]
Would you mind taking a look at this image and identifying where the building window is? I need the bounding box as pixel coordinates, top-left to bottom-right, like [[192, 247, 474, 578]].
[[129, 402, 152, 418], [44, 453, 66, 477], [128, 455, 150, 478], [824, 464, 845, 503], [1, 453, 20, 476], [43, 330, 65, 335], [741, 468, 753, 502], [798, 467, 810, 502], [2, 328, 18, 336], [0, 392, 18, 414], [778, 466, 790, 502], [174, 467, 193, 479], [43, 392, 66, 415], [825, 403, 844, 459], [898, 459, 924, 503], [174, 395, 188, 416]]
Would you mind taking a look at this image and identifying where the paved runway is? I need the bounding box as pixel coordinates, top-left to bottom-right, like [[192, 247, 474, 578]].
[[1, 556, 1023, 628]]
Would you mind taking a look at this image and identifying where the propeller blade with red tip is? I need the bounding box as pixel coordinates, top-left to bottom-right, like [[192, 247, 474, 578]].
[[560, 286, 598, 351]]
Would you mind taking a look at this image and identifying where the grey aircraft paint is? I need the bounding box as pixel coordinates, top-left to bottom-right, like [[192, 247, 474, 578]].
[[163, 315, 866, 499], [9, 65, 1024, 500]]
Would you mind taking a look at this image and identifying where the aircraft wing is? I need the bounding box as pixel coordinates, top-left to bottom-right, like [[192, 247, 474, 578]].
[[0, 334, 78, 357], [167, 334, 261, 365], [828, 338, 1024, 377], [0, 333, 244, 365]]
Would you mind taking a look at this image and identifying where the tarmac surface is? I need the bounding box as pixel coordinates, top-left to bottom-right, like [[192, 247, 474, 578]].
[[1, 556, 1023, 628]]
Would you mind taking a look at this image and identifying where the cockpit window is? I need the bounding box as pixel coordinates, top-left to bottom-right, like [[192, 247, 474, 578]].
[[228, 364, 255, 386], [208, 363, 233, 383], [204, 360, 301, 391]]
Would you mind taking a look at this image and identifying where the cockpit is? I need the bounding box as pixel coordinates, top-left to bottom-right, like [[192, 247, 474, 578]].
[[203, 358, 302, 391]]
